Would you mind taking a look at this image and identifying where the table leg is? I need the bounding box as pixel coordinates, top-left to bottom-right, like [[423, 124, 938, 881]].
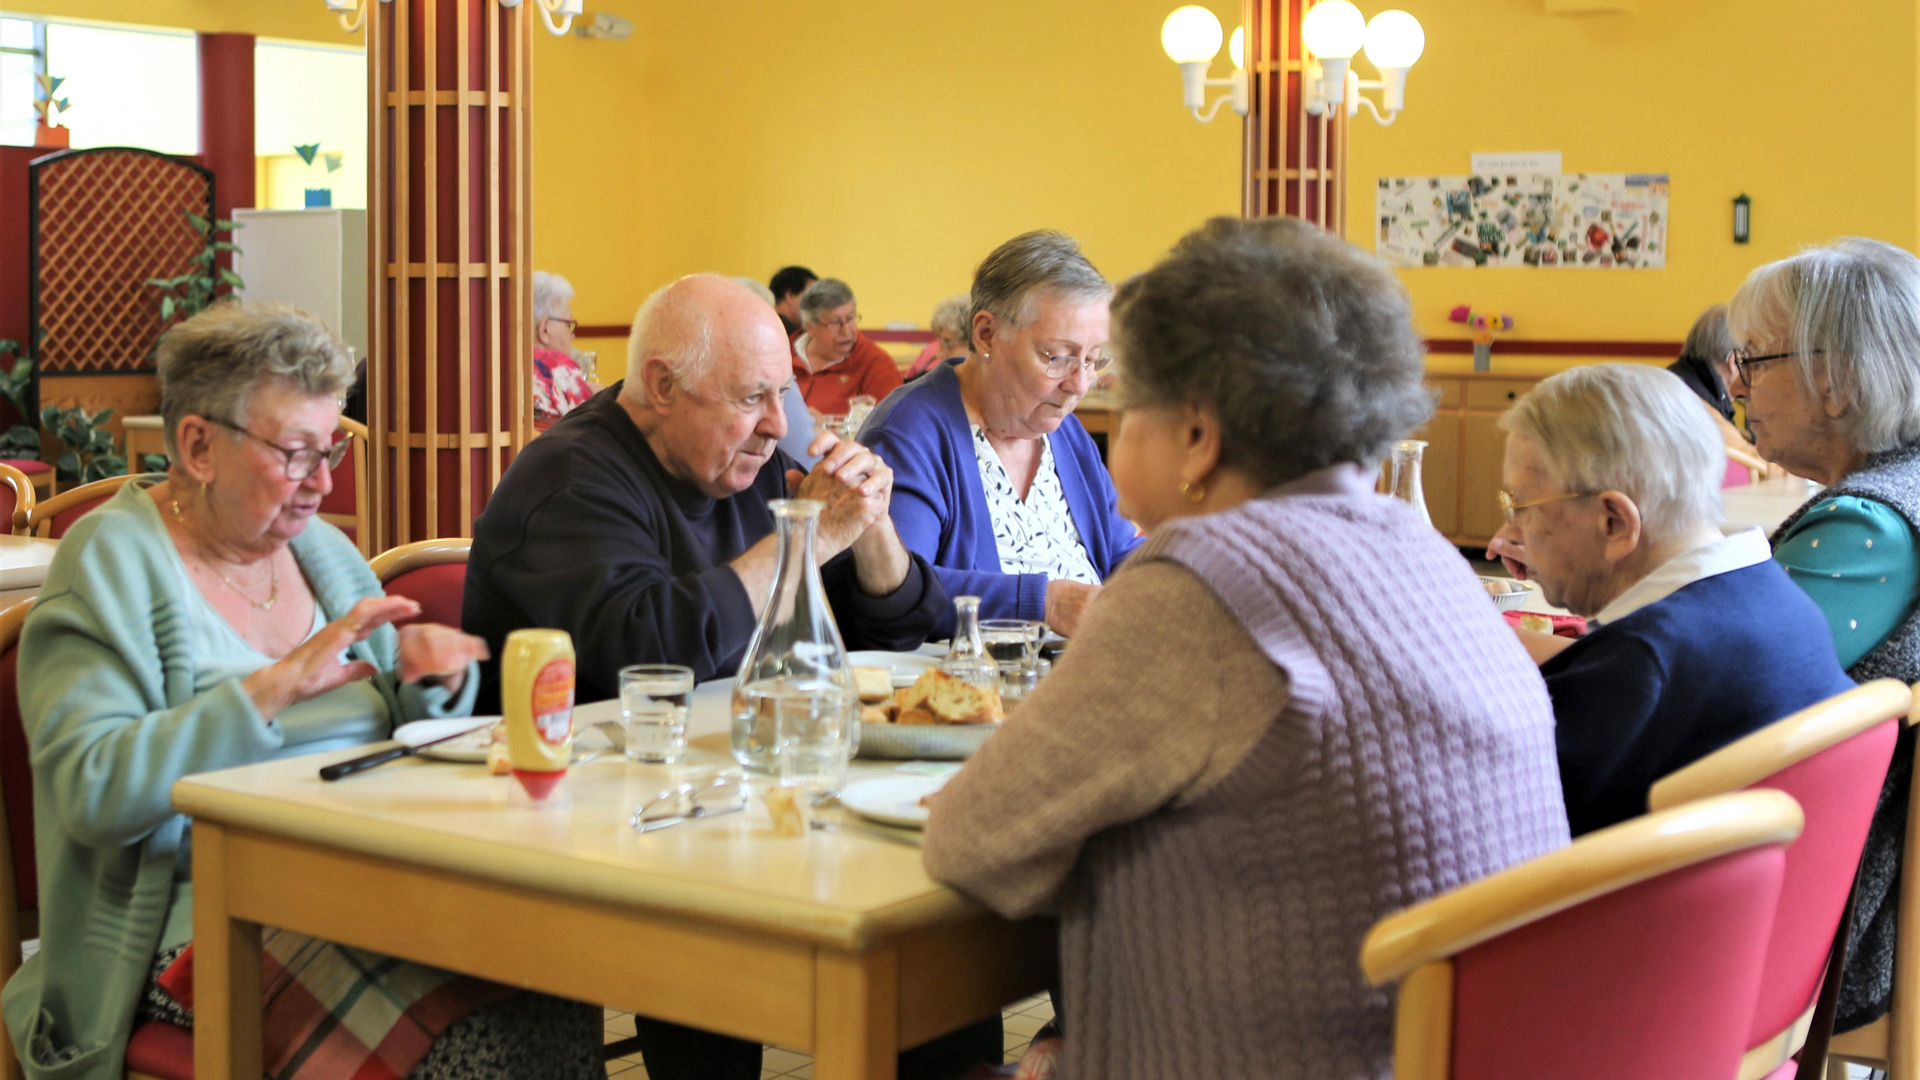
[[813, 947, 899, 1080], [191, 822, 262, 1080]]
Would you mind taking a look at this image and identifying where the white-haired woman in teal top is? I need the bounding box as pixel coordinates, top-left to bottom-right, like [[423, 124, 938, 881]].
[[1728, 236, 1920, 1034]]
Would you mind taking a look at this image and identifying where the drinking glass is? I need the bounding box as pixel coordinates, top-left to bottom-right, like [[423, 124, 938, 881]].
[[771, 682, 858, 802], [979, 619, 1044, 703], [621, 664, 693, 763]]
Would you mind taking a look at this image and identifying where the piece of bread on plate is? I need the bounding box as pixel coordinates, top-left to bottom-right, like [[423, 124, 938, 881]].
[[899, 669, 1004, 725], [861, 704, 892, 727], [853, 666, 893, 704]]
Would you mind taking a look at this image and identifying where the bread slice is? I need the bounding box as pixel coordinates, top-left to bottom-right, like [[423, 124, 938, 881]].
[[861, 704, 893, 727], [899, 669, 1004, 725], [896, 706, 938, 726], [853, 666, 893, 704]]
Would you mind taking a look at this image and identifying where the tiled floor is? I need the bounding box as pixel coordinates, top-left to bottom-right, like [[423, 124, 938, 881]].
[[601, 993, 1056, 1079]]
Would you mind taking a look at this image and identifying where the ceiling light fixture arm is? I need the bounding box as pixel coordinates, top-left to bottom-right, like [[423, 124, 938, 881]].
[[497, 0, 582, 37]]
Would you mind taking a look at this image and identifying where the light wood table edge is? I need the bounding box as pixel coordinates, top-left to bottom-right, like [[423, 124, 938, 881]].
[[171, 776, 982, 952], [189, 818, 1054, 1080]]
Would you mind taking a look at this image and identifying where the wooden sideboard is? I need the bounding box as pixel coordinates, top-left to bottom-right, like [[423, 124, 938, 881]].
[[1408, 372, 1542, 548]]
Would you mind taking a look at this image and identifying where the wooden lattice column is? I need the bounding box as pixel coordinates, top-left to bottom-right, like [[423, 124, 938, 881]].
[[1242, 0, 1346, 231], [367, 0, 533, 548]]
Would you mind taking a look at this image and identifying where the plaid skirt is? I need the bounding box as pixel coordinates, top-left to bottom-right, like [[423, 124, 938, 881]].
[[142, 929, 600, 1080]]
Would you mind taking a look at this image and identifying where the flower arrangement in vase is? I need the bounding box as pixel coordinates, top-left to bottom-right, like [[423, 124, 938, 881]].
[[1448, 305, 1513, 372]]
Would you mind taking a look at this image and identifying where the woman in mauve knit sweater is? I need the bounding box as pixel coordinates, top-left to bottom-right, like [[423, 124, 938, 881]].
[[922, 217, 1571, 1080]]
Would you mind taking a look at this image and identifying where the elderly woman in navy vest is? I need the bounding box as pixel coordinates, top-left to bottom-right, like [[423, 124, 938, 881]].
[[1728, 237, 1920, 1034], [924, 217, 1568, 1080], [859, 231, 1142, 637]]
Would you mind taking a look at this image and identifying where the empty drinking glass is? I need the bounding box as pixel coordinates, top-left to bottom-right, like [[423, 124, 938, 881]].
[[621, 664, 693, 763], [979, 618, 1044, 703], [771, 683, 858, 802]]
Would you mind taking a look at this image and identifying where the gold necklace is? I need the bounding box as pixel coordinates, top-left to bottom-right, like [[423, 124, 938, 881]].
[[172, 496, 279, 611]]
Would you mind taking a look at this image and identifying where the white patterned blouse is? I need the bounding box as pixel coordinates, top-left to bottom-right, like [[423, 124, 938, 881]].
[[969, 424, 1102, 586]]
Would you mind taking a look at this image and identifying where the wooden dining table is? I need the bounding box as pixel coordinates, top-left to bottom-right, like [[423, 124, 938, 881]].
[[171, 671, 1056, 1080]]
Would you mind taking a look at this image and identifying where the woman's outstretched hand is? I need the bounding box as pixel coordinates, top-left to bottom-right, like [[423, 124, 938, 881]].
[[243, 596, 418, 719], [395, 623, 489, 693]]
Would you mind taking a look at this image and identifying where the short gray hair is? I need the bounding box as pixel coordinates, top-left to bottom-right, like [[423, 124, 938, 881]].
[[930, 294, 971, 348], [733, 276, 777, 307], [1110, 216, 1430, 486], [798, 278, 856, 325], [1728, 238, 1920, 453], [1500, 364, 1725, 542], [1681, 304, 1733, 366], [969, 230, 1110, 345], [626, 279, 715, 404], [532, 270, 574, 324], [156, 302, 355, 459]]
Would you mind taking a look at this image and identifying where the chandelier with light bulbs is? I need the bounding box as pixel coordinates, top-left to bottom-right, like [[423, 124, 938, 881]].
[[1159, 1, 1423, 126]]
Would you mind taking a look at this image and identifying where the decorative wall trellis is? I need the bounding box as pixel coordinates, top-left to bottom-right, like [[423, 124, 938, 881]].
[[368, 0, 533, 547], [28, 147, 214, 396]]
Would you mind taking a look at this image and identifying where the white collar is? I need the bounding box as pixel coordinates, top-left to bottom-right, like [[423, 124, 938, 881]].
[[1591, 527, 1772, 627], [793, 333, 845, 374]]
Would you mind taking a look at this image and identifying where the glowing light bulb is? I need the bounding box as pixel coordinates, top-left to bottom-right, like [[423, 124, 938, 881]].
[[1300, 0, 1365, 60], [1161, 5, 1225, 65], [1364, 10, 1425, 69], [1229, 25, 1245, 69]]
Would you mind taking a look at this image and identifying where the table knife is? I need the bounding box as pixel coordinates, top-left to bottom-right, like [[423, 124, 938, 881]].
[[319, 722, 494, 781]]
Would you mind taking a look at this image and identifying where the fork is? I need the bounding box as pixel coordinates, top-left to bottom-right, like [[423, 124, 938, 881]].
[[572, 719, 627, 765]]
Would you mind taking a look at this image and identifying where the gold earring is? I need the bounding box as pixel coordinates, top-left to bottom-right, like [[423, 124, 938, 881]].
[[1180, 480, 1206, 504]]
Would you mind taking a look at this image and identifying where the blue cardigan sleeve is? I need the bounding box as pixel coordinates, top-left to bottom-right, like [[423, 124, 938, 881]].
[[866, 415, 1048, 635]]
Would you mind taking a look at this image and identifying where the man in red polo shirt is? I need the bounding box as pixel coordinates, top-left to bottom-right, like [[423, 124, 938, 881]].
[[791, 278, 903, 416]]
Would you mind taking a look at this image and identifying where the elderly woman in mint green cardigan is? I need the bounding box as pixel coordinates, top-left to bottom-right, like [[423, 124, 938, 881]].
[[0, 303, 603, 1080]]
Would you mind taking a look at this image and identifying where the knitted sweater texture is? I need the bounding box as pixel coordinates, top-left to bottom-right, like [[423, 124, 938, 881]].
[[926, 489, 1569, 1080]]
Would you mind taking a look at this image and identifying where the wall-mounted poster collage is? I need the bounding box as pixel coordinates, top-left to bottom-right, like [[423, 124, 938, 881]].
[[1375, 173, 1668, 269]]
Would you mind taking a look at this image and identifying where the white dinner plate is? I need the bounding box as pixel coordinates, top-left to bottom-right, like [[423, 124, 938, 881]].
[[839, 775, 949, 829], [847, 650, 939, 688], [392, 717, 613, 764]]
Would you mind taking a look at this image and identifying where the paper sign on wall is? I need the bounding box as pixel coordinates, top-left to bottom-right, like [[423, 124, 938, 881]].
[[1374, 173, 1668, 269], [1471, 152, 1562, 175]]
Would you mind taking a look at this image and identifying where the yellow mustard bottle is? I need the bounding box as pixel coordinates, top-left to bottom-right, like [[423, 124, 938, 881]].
[[502, 628, 575, 800]]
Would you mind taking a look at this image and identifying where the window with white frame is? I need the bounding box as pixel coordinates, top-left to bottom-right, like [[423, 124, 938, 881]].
[[0, 18, 199, 153]]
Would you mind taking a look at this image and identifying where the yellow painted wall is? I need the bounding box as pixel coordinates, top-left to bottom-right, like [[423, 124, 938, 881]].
[[1344, 0, 1920, 345], [9, 1, 345, 43], [533, 0, 1243, 330]]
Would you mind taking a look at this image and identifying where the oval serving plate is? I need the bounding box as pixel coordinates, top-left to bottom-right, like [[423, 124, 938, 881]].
[[857, 721, 996, 761], [391, 717, 613, 765]]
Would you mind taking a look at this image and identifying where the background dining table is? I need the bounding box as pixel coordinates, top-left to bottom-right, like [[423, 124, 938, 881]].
[[170, 660, 1054, 1080]]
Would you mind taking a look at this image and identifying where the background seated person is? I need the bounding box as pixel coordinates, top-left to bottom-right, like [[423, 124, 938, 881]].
[[1490, 363, 1854, 837], [907, 293, 972, 380], [1728, 236, 1920, 1032], [464, 274, 944, 706], [860, 230, 1141, 637], [1668, 303, 1775, 478], [734, 276, 820, 468], [2, 302, 603, 1080], [790, 277, 903, 416], [924, 216, 1568, 1080], [532, 270, 600, 431], [769, 264, 817, 338]]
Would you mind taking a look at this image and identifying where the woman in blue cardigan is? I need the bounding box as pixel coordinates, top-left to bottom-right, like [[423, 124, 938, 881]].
[[861, 230, 1142, 638]]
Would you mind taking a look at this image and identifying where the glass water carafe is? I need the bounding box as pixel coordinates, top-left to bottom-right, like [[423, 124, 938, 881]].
[[939, 596, 1001, 690], [1389, 439, 1433, 528], [730, 500, 856, 772]]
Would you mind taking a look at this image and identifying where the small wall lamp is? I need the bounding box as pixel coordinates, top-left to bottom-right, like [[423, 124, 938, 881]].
[[1733, 194, 1751, 244], [1300, 2, 1424, 126], [323, 0, 389, 35], [1160, 6, 1248, 123], [498, 0, 584, 37]]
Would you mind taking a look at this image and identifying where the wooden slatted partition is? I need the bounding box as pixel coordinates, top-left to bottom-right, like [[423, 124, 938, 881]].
[[368, 0, 532, 548], [1243, 0, 1346, 230]]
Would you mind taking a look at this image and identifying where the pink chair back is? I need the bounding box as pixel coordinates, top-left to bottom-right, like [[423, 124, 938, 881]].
[[1649, 680, 1910, 1061], [382, 563, 466, 631], [1450, 846, 1785, 1079], [1724, 458, 1754, 488]]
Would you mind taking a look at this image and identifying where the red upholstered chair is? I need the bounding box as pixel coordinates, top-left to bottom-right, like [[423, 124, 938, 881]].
[[1361, 790, 1803, 1080], [14, 474, 136, 539], [1648, 679, 1912, 1080], [0, 598, 181, 1080], [0, 465, 35, 538], [370, 538, 472, 631], [316, 417, 370, 557], [0, 462, 53, 504]]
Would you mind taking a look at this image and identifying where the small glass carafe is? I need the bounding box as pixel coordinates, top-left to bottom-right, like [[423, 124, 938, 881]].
[[939, 596, 1001, 691], [730, 500, 856, 772], [1389, 439, 1433, 528]]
